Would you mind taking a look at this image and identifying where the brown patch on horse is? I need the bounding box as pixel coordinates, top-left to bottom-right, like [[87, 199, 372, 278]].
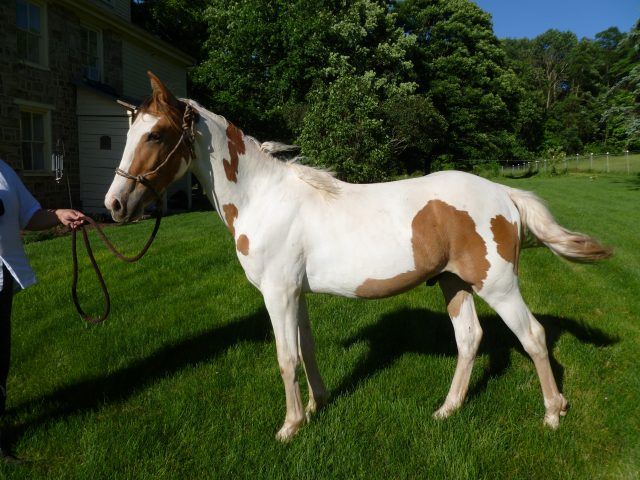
[[223, 123, 246, 183], [491, 215, 520, 272], [446, 290, 466, 318], [128, 113, 188, 198], [355, 200, 489, 298], [438, 272, 473, 319], [127, 76, 193, 197], [236, 234, 250, 255], [222, 203, 239, 237]]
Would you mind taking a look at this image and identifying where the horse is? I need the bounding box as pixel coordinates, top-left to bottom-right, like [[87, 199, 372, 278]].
[[105, 72, 611, 441]]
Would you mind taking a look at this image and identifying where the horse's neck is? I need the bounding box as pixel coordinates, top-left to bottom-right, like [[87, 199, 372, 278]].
[[190, 115, 285, 215]]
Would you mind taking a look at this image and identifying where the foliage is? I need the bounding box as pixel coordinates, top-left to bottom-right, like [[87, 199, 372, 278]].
[[297, 72, 394, 183], [395, 0, 523, 163], [296, 0, 424, 181], [131, 0, 209, 61], [503, 22, 640, 155], [130, 0, 640, 178]]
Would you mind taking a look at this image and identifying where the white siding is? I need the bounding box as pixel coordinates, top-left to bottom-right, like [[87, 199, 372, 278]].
[[85, 0, 130, 22], [122, 40, 188, 100], [77, 88, 130, 213]]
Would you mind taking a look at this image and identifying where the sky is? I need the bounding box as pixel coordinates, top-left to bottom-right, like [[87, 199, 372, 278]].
[[473, 0, 639, 39]]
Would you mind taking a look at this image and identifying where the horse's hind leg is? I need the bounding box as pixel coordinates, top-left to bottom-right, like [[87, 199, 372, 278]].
[[480, 284, 568, 428], [297, 294, 328, 417], [434, 273, 483, 419]]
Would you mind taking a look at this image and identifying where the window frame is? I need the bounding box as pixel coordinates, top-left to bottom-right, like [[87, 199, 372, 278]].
[[17, 101, 53, 174], [16, 0, 49, 68], [80, 24, 104, 82]]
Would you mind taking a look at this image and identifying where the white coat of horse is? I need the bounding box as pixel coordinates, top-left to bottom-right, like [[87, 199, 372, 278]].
[[105, 73, 611, 440]]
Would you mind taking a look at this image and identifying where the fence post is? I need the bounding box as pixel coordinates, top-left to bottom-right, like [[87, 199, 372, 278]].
[[626, 150, 630, 174], [606, 152, 610, 173], [590, 153, 593, 171]]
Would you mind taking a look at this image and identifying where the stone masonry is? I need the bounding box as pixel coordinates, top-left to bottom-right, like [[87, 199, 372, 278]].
[[0, 1, 123, 209]]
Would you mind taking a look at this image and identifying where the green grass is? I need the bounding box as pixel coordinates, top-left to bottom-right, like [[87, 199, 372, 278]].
[[1, 173, 639, 479]]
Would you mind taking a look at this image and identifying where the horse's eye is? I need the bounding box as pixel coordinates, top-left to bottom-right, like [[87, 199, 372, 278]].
[[147, 132, 162, 143]]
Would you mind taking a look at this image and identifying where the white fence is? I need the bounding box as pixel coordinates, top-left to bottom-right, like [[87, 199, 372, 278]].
[[500, 151, 640, 176]]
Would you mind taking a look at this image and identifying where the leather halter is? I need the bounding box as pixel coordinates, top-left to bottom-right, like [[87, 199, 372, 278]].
[[115, 103, 198, 198]]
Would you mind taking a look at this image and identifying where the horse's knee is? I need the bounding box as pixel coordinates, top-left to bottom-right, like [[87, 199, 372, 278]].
[[278, 356, 300, 381], [520, 319, 548, 359]]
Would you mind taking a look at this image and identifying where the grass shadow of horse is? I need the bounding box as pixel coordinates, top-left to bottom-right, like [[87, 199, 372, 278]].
[[332, 307, 619, 407], [6, 308, 273, 447], [6, 306, 618, 448]]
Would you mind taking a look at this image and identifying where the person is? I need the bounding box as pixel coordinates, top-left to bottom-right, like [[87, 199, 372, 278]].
[[0, 159, 85, 463]]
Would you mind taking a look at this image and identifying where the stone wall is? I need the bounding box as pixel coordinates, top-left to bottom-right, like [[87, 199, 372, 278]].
[[0, 1, 123, 210]]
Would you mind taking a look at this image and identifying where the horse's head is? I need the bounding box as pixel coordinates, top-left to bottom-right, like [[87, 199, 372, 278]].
[[105, 71, 197, 222]]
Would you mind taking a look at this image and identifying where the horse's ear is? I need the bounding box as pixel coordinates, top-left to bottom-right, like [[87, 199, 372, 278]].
[[147, 70, 179, 108]]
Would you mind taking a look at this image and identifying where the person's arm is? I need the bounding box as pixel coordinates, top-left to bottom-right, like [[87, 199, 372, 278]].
[[25, 208, 86, 231]]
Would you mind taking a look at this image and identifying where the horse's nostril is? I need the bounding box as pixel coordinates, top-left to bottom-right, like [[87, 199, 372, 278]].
[[112, 198, 122, 213]]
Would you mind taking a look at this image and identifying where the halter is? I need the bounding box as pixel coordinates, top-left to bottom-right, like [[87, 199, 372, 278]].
[[115, 103, 198, 198]]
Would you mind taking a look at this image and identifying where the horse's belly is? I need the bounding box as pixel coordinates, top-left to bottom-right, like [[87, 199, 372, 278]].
[[304, 233, 427, 298]]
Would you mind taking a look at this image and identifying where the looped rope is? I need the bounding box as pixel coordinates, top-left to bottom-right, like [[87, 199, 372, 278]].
[[71, 209, 161, 324]]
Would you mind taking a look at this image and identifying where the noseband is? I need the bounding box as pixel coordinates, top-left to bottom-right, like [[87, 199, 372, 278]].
[[116, 103, 198, 199]]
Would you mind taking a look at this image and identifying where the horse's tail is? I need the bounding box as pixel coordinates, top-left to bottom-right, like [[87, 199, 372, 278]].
[[506, 187, 612, 263]]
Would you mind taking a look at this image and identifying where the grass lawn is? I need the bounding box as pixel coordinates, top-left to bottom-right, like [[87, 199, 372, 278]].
[[1, 173, 638, 479]]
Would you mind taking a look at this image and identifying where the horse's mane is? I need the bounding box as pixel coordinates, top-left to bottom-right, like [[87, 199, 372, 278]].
[[259, 142, 341, 196], [184, 99, 341, 196]]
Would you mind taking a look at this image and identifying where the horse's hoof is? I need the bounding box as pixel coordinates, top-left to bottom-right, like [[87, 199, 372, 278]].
[[275, 422, 302, 442], [306, 393, 329, 419], [433, 406, 452, 420], [543, 414, 560, 430], [544, 394, 568, 429], [433, 399, 462, 420]]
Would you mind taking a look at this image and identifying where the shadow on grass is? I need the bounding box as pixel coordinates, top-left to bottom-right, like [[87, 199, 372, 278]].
[[4, 305, 619, 449], [503, 169, 540, 180], [6, 308, 272, 447], [624, 173, 640, 190], [333, 308, 618, 408]]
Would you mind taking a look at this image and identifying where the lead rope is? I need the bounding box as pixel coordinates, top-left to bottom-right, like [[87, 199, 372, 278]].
[[71, 209, 161, 324], [71, 102, 196, 324]]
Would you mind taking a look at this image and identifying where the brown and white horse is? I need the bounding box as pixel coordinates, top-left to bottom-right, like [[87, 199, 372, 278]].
[[105, 72, 611, 440]]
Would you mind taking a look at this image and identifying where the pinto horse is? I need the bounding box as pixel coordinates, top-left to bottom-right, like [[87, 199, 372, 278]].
[[105, 72, 611, 440]]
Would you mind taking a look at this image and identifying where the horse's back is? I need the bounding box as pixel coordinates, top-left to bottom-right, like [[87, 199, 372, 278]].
[[301, 171, 520, 297]]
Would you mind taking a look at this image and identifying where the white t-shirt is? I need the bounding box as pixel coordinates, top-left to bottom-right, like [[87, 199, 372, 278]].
[[0, 159, 42, 291]]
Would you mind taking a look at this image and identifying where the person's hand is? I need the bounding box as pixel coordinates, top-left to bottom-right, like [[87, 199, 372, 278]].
[[55, 209, 87, 231]]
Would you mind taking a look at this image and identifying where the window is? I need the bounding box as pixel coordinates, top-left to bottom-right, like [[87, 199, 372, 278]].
[[100, 135, 111, 150], [20, 108, 51, 172], [16, 0, 47, 66], [80, 26, 102, 81]]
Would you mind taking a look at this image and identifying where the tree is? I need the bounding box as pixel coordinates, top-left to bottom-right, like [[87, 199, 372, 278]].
[[602, 20, 640, 150], [532, 30, 578, 111], [193, 0, 439, 182], [297, 0, 442, 181], [131, 0, 209, 61], [395, 0, 523, 164]]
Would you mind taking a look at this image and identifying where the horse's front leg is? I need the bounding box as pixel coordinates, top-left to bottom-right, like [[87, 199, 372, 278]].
[[262, 284, 306, 441], [297, 294, 328, 418]]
